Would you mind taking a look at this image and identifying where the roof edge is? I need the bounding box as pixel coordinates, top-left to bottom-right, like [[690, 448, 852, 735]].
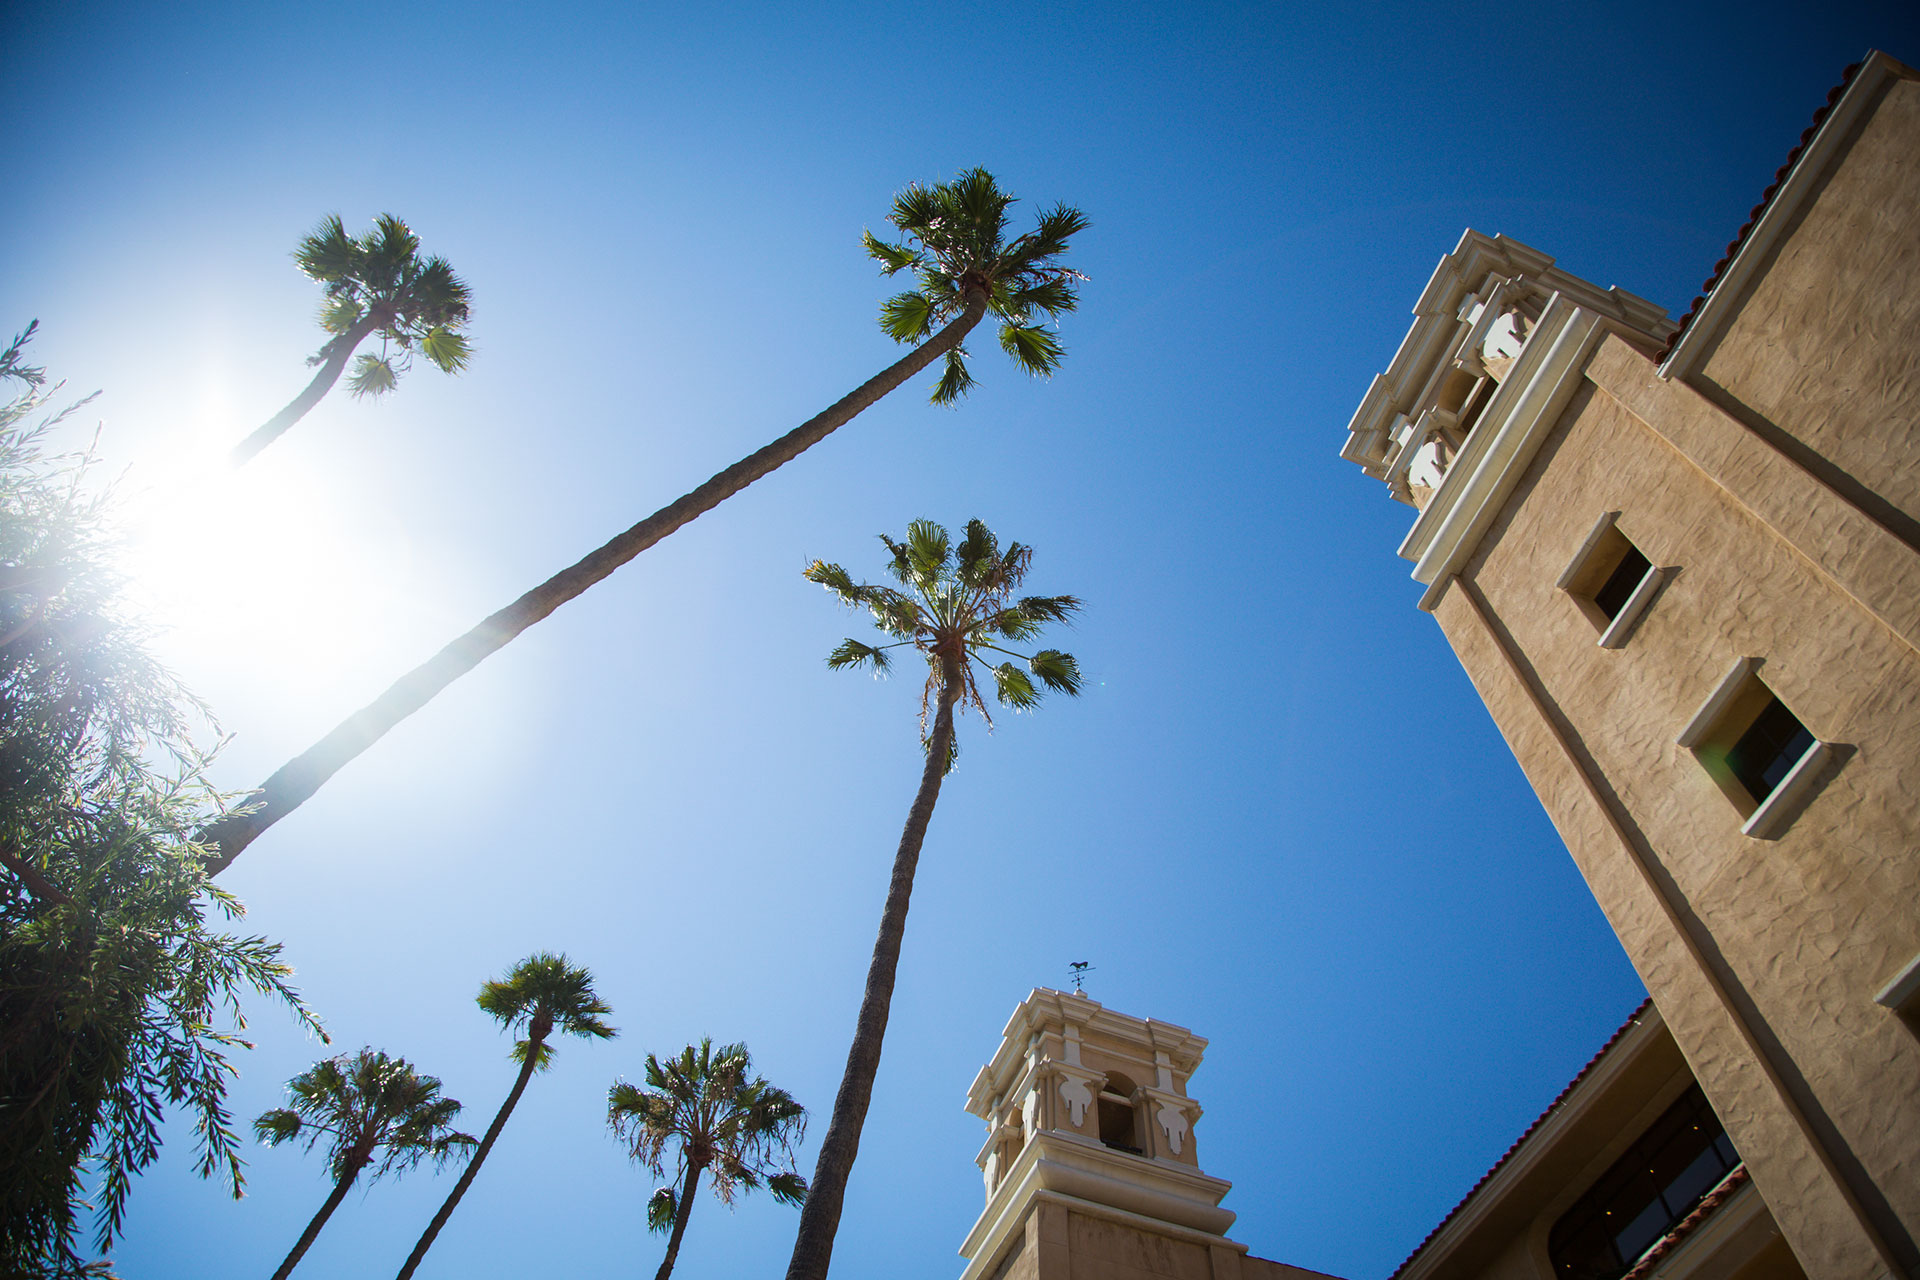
[[1387, 999, 1660, 1280], [1659, 51, 1917, 379]]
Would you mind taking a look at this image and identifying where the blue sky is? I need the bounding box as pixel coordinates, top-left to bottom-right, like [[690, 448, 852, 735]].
[[7, 3, 1918, 1278]]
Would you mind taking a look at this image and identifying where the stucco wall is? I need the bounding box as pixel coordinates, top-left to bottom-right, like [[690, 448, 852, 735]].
[[1426, 352, 1920, 1280], [1066, 1211, 1214, 1280], [1695, 72, 1920, 546]]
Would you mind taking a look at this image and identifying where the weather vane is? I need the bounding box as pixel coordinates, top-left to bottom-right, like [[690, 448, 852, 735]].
[[1069, 961, 1094, 993]]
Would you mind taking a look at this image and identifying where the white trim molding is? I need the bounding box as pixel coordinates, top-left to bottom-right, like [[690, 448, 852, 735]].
[[1677, 658, 1762, 749], [1558, 511, 1623, 590], [1405, 297, 1610, 610], [1598, 566, 1672, 650], [1873, 952, 1920, 1014], [1740, 740, 1836, 840]]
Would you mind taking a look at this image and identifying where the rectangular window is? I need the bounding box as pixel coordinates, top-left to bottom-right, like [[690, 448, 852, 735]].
[[1549, 1085, 1741, 1280], [1558, 513, 1669, 648], [1677, 657, 1838, 839], [1725, 698, 1817, 806], [1591, 544, 1653, 622]]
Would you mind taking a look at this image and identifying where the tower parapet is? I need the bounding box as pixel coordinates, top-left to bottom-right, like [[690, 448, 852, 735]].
[[958, 988, 1290, 1280]]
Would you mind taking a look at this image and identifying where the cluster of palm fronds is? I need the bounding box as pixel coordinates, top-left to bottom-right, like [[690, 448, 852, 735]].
[[0, 325, 320, 1276]]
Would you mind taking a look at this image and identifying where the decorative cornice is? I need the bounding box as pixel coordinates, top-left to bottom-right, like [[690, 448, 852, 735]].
[[1402, 297, 1612, 610], [1341, 231, 1670, 486], [957, 1130, 1236, 1278]]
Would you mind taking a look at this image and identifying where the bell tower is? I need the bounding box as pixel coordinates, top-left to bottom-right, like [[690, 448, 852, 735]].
[[957, 988, 1320, 1280]]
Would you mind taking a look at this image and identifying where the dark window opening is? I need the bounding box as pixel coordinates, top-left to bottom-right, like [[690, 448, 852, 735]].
[[1726, 698, 1815, 805], [1591, 545, 1652, 621], [1097, 1097, 1138, 1152], [1548, 1086, 1741, 1280], [1455, 373, 1499, 440], [1097, 1072, 1140, 1153]]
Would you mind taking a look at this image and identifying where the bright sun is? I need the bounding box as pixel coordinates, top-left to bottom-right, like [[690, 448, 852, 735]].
[[118, 439, 439, 735]]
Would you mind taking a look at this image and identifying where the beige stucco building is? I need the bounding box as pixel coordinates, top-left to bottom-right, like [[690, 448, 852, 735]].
[[951, 47, 1918, 1280], [1337, 47, 1920, 1280]]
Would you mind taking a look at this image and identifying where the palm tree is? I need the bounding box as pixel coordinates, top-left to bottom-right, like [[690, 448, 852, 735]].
[[198, 170, 1086, 874], [607, 1039, 808, 1280], [231, 213, 472, 465], [254, 1049, 476, 1280], [393, 954, 616, 1280], [785, 519, 1081, 1280]]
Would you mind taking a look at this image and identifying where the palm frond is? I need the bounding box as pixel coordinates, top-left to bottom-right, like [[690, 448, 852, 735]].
[[420, 325, 471, 374], [293, 214, 355, 282], [647, 1186, 677, 1234], [769, 1171, 808, 1206], [408, 256, 473, 325], [1014, 594, 1080, 625], [825, 639, 891, 674], [955, 519, 999, 588], [253, 1109, 301, 1145], [862, 230, 921, 275], [802, 559, 869, 609], [991, 662, 1040, 710], [998, 323, 1065, 377], [878, 291, 936, 343], [903, 520, 950, 585], [987, 608, 1042, 642], [346, 353, 398, 398], [1015, 204, 1090, 262], [1028, 649, 1083, 696], [887, 183, 944, 237], [317, 296, 364, 334], [932, 346, 974, 404]]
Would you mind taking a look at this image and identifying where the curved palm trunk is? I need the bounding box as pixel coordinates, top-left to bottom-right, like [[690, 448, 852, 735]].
[[271, 1159, 365, 1280], [785, 666, 961, 1280], [199, 296, 986, 874], [232, 315, 380, 467], [392, 1043, 542, 1280], [655, 1159, 705, 1280]]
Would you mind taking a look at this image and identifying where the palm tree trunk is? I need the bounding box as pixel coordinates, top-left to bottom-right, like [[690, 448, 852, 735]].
[[784, 662, 961, 1280], [655, 1159, 705, 1280], [199, 296, 986, 874], [271, 1162, 363, 1280], [231, 315, 379, 466], [392, 1047, 541, 1280]]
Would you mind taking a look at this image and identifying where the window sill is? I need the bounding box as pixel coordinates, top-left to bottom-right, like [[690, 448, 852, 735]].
[[1598, 565, 1672, 649], [1874, 952, 1920, 1014], [1740, 740, 1839, 840]]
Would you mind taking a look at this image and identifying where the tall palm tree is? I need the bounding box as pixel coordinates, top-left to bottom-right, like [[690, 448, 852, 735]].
[[254, 1049, 475, 1280], [231, 213, 472, 465], [785, 519, 1081, 1280], [198, 170, 1086, 874], [607, 1039, 807, 1280], [393, 954, 615, 1280]]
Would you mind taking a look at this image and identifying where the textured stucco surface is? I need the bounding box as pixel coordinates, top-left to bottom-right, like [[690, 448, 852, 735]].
[[1698, 75, 1920, 537], [1066, 1212, 1214, 1280], [1428, 338, 1920, 1280], [982, 1201, 1266, 1280]]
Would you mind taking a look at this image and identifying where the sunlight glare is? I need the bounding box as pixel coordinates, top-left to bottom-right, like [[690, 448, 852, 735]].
[[119, 438, 429, 731]]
